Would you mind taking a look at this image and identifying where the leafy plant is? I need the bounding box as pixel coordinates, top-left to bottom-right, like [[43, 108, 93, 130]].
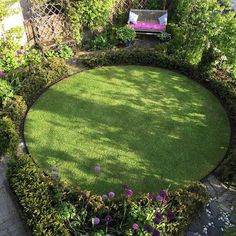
[[0, 79, 14, 105], [45, 44, 74, 59], [116, 26, 136, 44], [2, 95, 27, 129], [0, 116, 18, 156], [157, 32, 171, 42], [90, 34, 111, 50]]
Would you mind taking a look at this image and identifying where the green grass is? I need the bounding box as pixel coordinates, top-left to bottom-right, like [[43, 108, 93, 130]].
[[25, 66, 230, 195]]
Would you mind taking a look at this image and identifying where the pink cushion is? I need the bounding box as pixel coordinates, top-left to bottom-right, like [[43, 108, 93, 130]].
[[129, 22, 166, 31]]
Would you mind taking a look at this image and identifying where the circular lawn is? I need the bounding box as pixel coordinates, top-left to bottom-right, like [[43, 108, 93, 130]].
[[24, 66, 230, 194]]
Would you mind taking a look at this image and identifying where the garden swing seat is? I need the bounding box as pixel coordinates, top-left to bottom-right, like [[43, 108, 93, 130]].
[[128, 9, 168, 35]]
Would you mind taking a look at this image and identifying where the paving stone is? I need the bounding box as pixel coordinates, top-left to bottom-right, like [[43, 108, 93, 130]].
[[209, 201, 221, 217], [0, 160, 30, 236], [207, 226, 222, 236]]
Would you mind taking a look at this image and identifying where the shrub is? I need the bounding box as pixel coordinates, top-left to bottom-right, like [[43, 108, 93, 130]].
[[116, 26, 136, 44], [0, 79, 14, 106], [0, 116, 18, 156], [45, 44, 74, 59], [7, 154, 69, 236], [3, 96, 27, 129], [18, 58, 69, 104]]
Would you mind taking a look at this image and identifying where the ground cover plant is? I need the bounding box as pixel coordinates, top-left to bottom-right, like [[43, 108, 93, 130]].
[[24, 66, 230, 194]]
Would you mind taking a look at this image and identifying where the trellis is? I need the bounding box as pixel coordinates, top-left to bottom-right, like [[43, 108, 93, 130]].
[[26, 1, 74, 50]]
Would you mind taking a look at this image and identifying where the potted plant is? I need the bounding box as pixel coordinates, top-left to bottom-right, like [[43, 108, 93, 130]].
[[116, 25, 136, 47]]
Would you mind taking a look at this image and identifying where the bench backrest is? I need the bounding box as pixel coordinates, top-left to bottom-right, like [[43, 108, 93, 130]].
[[129, 9, 168, 23]]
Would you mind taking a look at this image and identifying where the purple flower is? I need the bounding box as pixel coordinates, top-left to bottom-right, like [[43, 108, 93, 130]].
[[144, 224, 153, 233], [133, 223, 139, 231], [159, 190, 168, 198], [152, 229, 160, 236], [155, 212, 162, 220], [92, 217, 100, 225], [167, 210, 175, 221], [108, 192, 115, 198], [122, 184, 128, 190], [51, 166, 58, 172], [156, 194, 163, 202], [16, 50, 23, 55], [82, 191, 87, 199], [0, 70, 5, 77], [102, 194, 108, 200], [148, 193, 155, 201], [162, 199, 168, 205], [105, 214, 112, 223], [94, 165, 101, 174], [53, 173, 60, 178], [153, 217, 161, 224], [125, 188, 133, 197]]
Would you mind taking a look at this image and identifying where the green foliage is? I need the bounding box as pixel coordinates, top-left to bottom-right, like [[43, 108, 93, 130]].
[[0, 29, 42, 73], [2, 96, 27, 129], [116, 25, 136, 44], [157, 32, 171, 42], [45, 44, 74, 59], [0, 116, 18, 156], [7, 154, 69, 236], [0, 79, 14, 105], [18, 58, 69, 104], [145, 0, 167, 9], [67, 0, 115, 45], [167, 0, 236, 76], [89, 33, 113, 50]]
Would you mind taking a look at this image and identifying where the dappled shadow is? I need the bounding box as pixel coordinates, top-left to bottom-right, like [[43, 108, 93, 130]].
[[25, 66, 230, 194]]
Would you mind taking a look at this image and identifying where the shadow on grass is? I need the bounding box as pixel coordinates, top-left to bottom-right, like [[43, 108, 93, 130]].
[[25, 66, 230, 194]]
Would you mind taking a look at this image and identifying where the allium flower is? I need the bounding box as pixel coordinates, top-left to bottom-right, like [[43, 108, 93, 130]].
[[51, 166, 58, 172], [102, 194, 108, 200], [92, 217, 100, 225], [144, 224, 153, 233], [82, 191, 87, 199], [148, 193, 155, 201], [153, 217, 161, 224], [108, 192, 115, 198], [162, 199, 168, 205], [167, 210, 175, 221], [0, 70, 5, 77], [133, 223, 139, 231], [125, 189, 133, 197], [156, 194, 163, 202], [105, 214, 112, 223], [155, 212, 162, 220], [152, 229, 160, 236], [94, 165, 101, 174], [159, 190, 168, 198], [122, 184, 128, 190], [16, 50, 23, 55], [53, 173, 60, 178]]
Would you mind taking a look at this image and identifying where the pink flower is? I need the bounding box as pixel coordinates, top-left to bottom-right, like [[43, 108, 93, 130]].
[[133, 223, 139, 231], [125, 188, 133, 197]]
